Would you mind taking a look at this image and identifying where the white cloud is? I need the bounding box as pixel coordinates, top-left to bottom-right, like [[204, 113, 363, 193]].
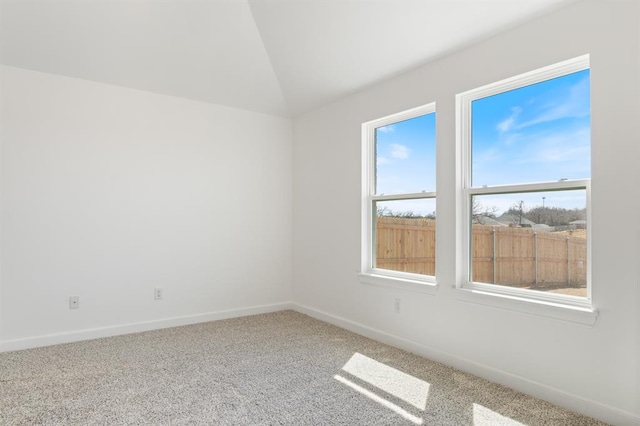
[[497, 117, 515, 133], [377, 156, 390, 165], [493, 76, 590, 138], [516, 76, 590, 129], [497, 107, 522, 133], [473, 125, 590, 186], [523, 127, 590, 165], [377, 124, 395, 133], [390, 143, 410, 159]]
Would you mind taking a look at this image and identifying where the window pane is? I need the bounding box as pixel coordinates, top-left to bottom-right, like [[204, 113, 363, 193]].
[[375, 113, 436, 195], [471, 190, 587, 297], [471, 70, 590, 186], [375, 199, 436, 276]]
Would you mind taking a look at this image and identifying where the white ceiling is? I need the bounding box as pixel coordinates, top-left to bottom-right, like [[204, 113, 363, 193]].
[[0, 0, 576, 117]]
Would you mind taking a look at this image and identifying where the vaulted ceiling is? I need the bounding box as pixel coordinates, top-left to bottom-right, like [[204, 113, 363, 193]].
[[0, 0, 576, 117]]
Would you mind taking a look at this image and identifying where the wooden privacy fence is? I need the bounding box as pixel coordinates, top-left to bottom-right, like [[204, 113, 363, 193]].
[[376, 217, 587, 288], [376, 216, 436, 276]]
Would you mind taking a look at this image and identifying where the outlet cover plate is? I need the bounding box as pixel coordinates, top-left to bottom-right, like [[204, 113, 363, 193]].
[[69, 296, 79, 309]]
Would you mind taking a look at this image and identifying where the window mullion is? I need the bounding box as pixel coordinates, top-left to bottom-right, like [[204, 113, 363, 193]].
[[371, 192, 436, 202], [468, 179, 589, 196]]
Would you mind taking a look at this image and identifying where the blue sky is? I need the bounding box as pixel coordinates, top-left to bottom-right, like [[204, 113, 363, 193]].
[[375, 113, 436, 216], [472, 69, 590, 186], [375, 69, 590, 217], [376, 113, 436, 194], [472, 69, 590, 214]]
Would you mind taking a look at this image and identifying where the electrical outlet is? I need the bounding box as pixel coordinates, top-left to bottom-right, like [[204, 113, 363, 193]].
[[69, 296, 79, 309], [394, 298, 401, 314], [154, 288, 163, 300]]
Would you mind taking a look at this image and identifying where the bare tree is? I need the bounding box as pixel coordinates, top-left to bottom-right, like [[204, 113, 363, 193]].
[[376, 205, 393, 216], [524, 206, 586, 226], [508, 200, 526, 225], [376, 206, 436, 220], [472, 198, 499, 224]]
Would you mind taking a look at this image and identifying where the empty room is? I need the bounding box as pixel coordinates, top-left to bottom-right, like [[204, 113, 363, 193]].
[[1, 0, 639, 424]]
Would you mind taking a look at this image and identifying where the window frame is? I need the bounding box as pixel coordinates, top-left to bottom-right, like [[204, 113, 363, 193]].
[[359, 103, 438, 294], [456, 55, 594, 312]]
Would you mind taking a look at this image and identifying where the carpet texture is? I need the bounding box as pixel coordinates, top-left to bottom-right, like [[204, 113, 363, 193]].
[[0, 311, 606, 425]]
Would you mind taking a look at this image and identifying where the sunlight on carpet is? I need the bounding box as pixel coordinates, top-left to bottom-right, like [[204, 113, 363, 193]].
[[336, 352, 530, 426], [334, 374, 424, 425], [334, 352, 431, 424], [473, 403, 526, 425], [341, 352, 430, 410]]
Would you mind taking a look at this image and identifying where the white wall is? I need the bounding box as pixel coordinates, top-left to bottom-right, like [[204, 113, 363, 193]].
[[0, 66, 293, 349], [293, 0, 640, 424]]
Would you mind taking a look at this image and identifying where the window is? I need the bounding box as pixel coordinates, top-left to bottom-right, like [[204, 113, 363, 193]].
[[360, 103, 437, 292], [457, 55, 592, 309]]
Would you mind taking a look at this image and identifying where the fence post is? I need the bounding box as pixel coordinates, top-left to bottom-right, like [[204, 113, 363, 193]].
[[566, 237, 571, 286], [492, 229, 496, 284], [534, 232, 538, 287]]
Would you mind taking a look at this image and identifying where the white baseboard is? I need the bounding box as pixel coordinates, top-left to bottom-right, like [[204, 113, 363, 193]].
[[292, 303, 640, 426], [0, 302, 294, 353]]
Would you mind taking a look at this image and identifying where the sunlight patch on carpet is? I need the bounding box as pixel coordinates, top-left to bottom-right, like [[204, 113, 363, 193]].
[[341, 352, 430, 410], [473, 403, 525, 425], [334, 374, 424, 425]]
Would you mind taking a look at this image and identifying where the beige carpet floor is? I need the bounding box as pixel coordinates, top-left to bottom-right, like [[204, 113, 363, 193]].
[[0, 310, 606, 425]]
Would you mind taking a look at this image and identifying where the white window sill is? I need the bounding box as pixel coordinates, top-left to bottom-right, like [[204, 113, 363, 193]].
[[454, 288, 598, 326], [358, 272, 439, 295]]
